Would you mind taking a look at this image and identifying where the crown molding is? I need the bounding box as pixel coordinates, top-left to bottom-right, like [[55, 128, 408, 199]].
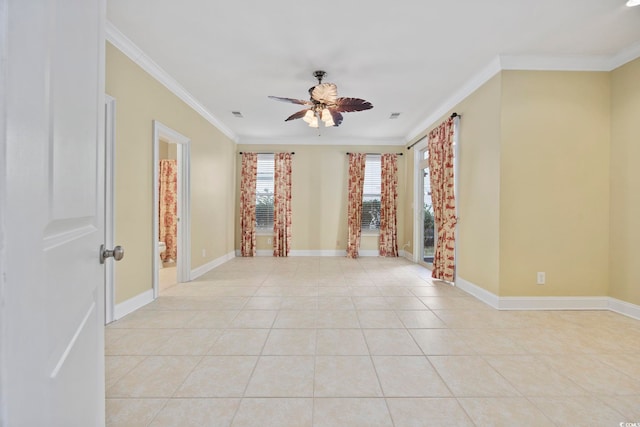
[[608, 40, 640, 70], [105, 21, 238, 143], [499, 54, 612, 71], [239, 136, 405, 146], [405, 57, 502, 143], [404, 44, 640, 145]]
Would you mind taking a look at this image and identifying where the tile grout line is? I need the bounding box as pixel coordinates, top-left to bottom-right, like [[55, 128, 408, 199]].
[[357, 293, 397, 427]]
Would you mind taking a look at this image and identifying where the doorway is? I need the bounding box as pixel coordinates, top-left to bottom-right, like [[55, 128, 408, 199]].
[[414, 142, 435, 267], [152, 121, 191, 298]]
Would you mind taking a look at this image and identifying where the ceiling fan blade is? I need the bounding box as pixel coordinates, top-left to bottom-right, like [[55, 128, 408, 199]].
[[334, 97, 373, 112], [268, 96, 312, 106], [310, 83, 338, 104], [328, 109, 343, 127], [285, 109, 310, 122]]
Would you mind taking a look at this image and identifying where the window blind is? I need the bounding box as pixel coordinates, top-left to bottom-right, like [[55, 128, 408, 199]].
[[255, 154, 274, 230], [362, 154, 381, 231]]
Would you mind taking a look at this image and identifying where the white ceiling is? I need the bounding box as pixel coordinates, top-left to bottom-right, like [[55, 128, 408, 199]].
[[107, 0, 640, 145]]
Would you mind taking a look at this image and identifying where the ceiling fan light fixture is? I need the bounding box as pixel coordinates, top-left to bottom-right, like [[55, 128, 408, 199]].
[[269, 70, 373, 130], [302, 109, 316, 124], [627, 0, 640, 6], [321, 108, 335, 127]]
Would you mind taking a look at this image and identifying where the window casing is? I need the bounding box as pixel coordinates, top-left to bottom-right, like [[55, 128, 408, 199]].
[[361, 154, 381, 233], [255, 154, 274, 233]]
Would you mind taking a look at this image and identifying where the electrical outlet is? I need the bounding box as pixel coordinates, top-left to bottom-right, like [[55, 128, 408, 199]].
[[537, 272, 546, 285], [267, 238, 272, 244], [201, 249, 206, 258]]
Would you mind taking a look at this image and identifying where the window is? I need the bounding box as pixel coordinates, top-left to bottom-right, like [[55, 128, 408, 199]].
[[361, 154, 381, 232], [255, 154, 274, 232]]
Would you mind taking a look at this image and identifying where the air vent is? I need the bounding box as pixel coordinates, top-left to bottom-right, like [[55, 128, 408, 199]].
[[232, 111, 244, 118], [389, 112, 401, 119]]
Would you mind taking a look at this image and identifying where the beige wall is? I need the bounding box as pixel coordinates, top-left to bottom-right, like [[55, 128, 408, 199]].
[[235, 144, 405, 253], [499, 71, 610, 297], [405, 69, 622, 301], [404, 74, 502, 293], [159, 139, 177, 160], [610, 57, 640, 306], [106, 42, 236, 303], [455, 74, 503, 294]]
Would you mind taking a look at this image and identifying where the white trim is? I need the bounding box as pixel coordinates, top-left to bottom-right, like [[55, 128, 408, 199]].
[[406, 57, 502, 142], [152, 121, 191, 298], [454, 276, 640, 320], [455, 277, 500, 309], [289, 250, 347, 257], [235, 249, 350, 257], [499, 54, 612, 71], [105, 21, 238, 143], [413, 140, 425, 265], [231, 249, 411, 258], [608, 40, 640, 71], [114, 289, 154, 320], [608, 297, 640, 321], [499, 296, 609, 311], [240, 136, 404, 146], [403, 250, 413, 262], [404, 46, 640, 144], [190, 251, 235, 280], [104, 95, 116, 324]]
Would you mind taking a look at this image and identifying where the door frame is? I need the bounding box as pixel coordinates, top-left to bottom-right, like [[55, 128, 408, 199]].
[[413, 138, 428, 266], [105, 95, 116, 323], [152, 120, 191, 298]]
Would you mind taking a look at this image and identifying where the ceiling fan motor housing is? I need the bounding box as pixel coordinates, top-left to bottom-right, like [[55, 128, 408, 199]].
[[313, 70, 326, 83]]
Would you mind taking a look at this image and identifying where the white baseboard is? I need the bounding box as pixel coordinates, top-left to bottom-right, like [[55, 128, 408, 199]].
[[609, 297, 640, 320], [232, 249, 410, 258], [234, 249, 277, 257], [190, 251, 235, 280], [289, 250, 347, 256], [455, 276, 500, 309], [402, 250, 413, 262], [455, 276, 640, 320], [114, 289, 154, 320]]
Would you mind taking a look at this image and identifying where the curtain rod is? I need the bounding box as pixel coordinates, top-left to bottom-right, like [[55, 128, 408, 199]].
[[346, 152, 403, 156], [239, 152, 295, 155], [406, 112, 461, 150]]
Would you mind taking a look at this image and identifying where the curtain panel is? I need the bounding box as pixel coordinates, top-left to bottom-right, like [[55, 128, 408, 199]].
[[159, 159, 178, 262], [273, 153, 292, 257], [347, 153, 367, 259], [428, 117, 457, 281], [379, 154, 398, 257], [240, 153, 258, 257]]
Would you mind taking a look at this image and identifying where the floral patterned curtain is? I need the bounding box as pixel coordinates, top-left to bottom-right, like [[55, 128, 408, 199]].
[[240, 153, 258, 257], [379, 154, 398, 257], [428, 117, 457, 281], [273, 153, 292, 257], [347, 153, 367, 259], [159, 160, 178, 262]]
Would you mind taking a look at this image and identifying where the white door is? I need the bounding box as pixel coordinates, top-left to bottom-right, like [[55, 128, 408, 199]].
[[2, 0, 107, 425]]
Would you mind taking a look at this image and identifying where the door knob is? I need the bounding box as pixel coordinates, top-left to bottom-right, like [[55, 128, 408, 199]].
[[100, 244, 124, 264]]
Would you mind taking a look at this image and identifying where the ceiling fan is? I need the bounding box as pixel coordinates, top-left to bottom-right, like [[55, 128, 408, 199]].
[[268, 70, 373, 128]]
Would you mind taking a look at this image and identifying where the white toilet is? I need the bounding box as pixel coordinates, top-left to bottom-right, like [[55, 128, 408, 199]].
[[158, 241, 166, 269]]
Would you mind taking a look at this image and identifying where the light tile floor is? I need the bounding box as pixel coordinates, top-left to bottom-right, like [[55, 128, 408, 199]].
[[106, 257, 640, 426]]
